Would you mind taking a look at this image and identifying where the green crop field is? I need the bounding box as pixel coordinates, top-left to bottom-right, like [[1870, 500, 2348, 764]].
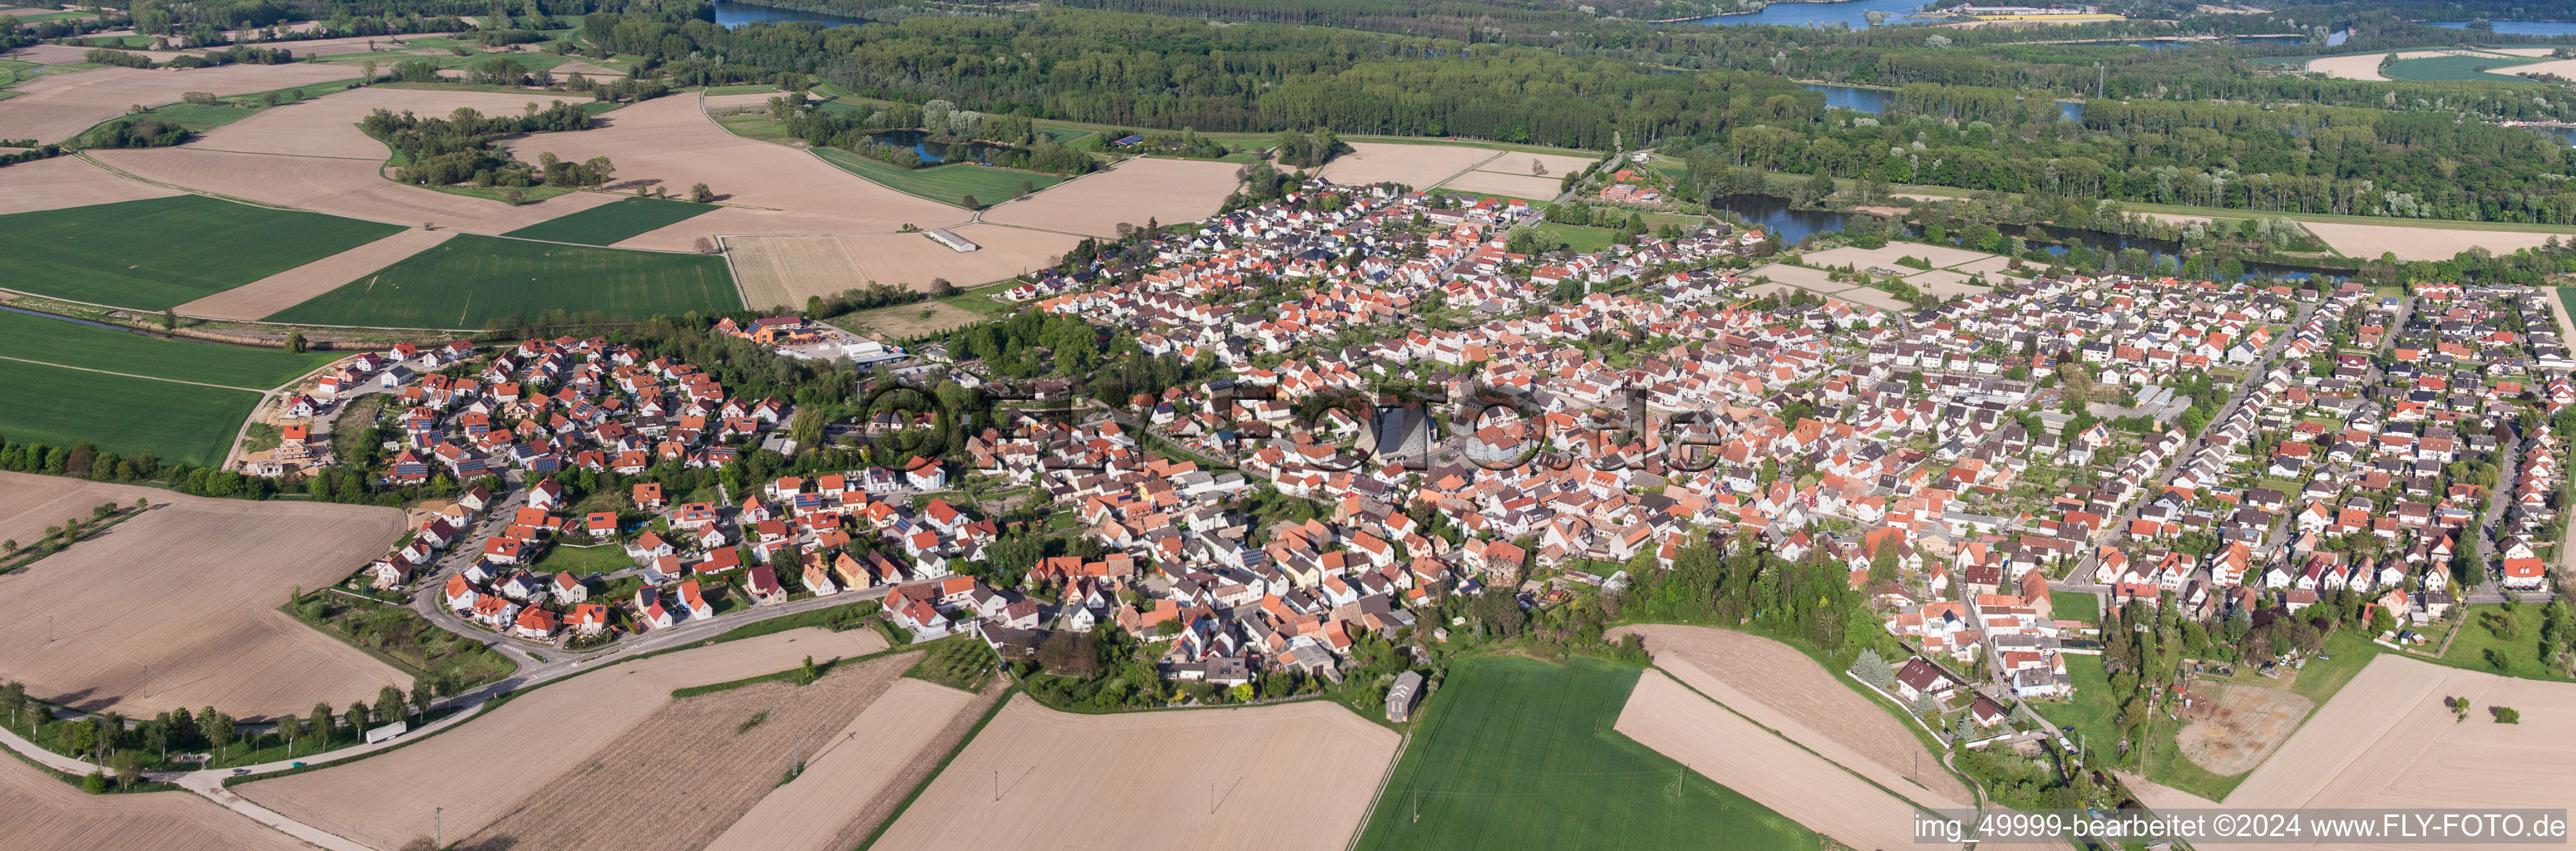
[[0, 195, 402, 310], [0, 310, 334, 389], [2383, 54, 2538, 81], [0, 357, 260, 465], [264, 234, 739, 328], [810, 147, 1064, 207], [501, 196, 718, 245], [1353, 656, 1826, 851]]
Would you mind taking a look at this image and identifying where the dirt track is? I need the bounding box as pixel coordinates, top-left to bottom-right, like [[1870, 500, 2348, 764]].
[[175, 228, 454, 320], [1620, 624, 1971, 804], [0, 472, 407, 718], [704, 678, 990, 851], [237, 627, 887, 850], [1616, 671, 1967, 851], [0, 750, 306, 851], [459, 651, 923, 851], [869, 695, 1397, 851]]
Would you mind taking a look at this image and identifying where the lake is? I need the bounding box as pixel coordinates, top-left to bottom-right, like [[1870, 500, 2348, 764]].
[[2431, 20, 2576, 37], [713, 0, 874, 27], [1804, 82, 2082, 121], [1708, 194, 1851, 244], [1692, 0, 1928, 29]]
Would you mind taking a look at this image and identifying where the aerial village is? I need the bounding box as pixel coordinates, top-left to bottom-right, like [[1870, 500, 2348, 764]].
[[245, 176, 2568, 736]]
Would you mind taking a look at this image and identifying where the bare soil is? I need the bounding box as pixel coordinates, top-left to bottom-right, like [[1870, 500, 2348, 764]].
[[0, 471, 408, 718], [2174, 681, 2312, 777], [457, 651, 923, 851], [978, 157, 1241, 239], [868, 695, 1398, 851], [1314, 141, 1497, 188], [187, 88, 585, 160], [91, 146, 612, 233], [175, 229, 454, 321], [1617, 624, 1971, 803], [237, 627, 887, 850], [1617, 671, 1968, 851], [1429, 169, 1562, 200], [725, 224, 1075, 309], [0, 752, 306, 851], [0, 62, 356, 144], [0, 155, 180, 216], [704, 678, 995, 851], [1477, 150, 1600, 178], [2298, 219, 2564, 263]]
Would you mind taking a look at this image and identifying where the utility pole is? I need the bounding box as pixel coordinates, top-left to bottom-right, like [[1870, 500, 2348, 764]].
[[789, 733, 799, 779], [435, 806, 442, 848]]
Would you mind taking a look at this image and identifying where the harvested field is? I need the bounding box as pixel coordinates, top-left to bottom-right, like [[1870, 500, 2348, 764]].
[[1620, 624, 1971, 803], [871, 695, 1397, 851], [1804, 243, 1998, 271], [2503, 57, 2576, 78], [496, 94, 961, 247], [239, 627, 888, 851], [725, 224, 1075, 309], [978, 157, 1241, 238], [1744, 262, 1848, 294], [460, 651, 926, 851], [175, 228, 455, 321], [1833, 286, 1912, 311], [2303, 50, 2457, 81], [185, 87, 580, 159], [0, 154, 177, 215], [703, 678, 990, 851], [1477, 150, 1600, 179], [2174, 681, 2312, 777], [1315, 141, 1497, 187], [5, 43, 195, 66], [0, 751, 307, 851], [0, 62, 355, 144], [90, 146, 612, 233], [1910, 269, 1995, 298], [1617, 671, 1967, 851], [2204, 654, 2576, 849], [2299, 220, 2564, 262], [0, 470, 407, 718], [1431, 169, 1562, 200]]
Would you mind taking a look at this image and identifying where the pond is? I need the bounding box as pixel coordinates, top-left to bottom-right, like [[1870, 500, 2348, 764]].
[[1804, 82, 2083, 121], [2430, 20, 2576, 37], [1691, 0, 1928, 29], [860, 129, 1022, 165], [712, 0, 874, 27], [1707, 194, 1851, 244]]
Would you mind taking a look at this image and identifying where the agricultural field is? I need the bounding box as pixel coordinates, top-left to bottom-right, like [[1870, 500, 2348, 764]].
[[2382, 52, 2539, 81], [1615, 669, 1962, 851], [810, 146, 1066, 206], [0, 308, 335, 388], [89, 146, 614, 234], [0, 155, 180, 216], [2300, 219, 2566, 263], [875, 696, 1397, 851], [0, 61, 355, 145], [239, 627, 889, 851], [174, 229, 458, 322], [0, 753, 307, 851], [1355, 656, 1825, 851], [0, 358, 260, 465], [1430, 169, 1563, 201], [457, 652, 920, 851], [1618, 625, 1969, 803], [704, 678, 989, 851], [0, 471, 408, 718], [501, 195, 718, 245], [726, 225, 1076, 310], [0, 194, 402, 309], [1313, 141, 1499, 187], [978, 157, 1241, 239], [261, 234, 739, 328]]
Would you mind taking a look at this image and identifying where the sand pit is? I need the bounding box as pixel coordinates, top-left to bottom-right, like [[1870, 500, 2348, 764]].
[[0, 753, 307, 851], [1620, 624, 1971, 803], [1618, 671, 1967, 851], [705, 678, 989, 851], [0, 155, 178, 215], [1805, 243, 1999, 272], [2299, 220, 2564, 262], [186, 87, 583, 160], [495, 95, 962, 245], [1314, 141, 1498, 188], [0, 62, 356, 144], [239, 626, 888, 851], [2195, 654, 2576, 849], [725, 224, 1075, 309], [978, 157, 1242, 239], [870, 695, 1398, 851], [2174, 681, 2312, 776], [1432, 168, 1563, 200], [459, 650, 925, 851], [0, 471, 407, 718], [91, 146, 611, 233], [175, 228, 453, 320]]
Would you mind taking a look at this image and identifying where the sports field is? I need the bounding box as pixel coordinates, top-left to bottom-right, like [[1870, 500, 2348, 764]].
[[0, 358, 259, 465], [1351, 656, 1824, 851], [0, 309, 335, 389], [0, 194, 401, 309], [501, 196, 719, 245], [810, 147, 1064, 207], [262, 234, 741, 328]]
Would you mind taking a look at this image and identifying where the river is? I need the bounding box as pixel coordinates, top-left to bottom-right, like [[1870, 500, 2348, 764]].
[[712, 0, 875, 27], [1690, 0, 1928, 29], [1704, 195, 2350, 281], [2430, 20, 2576, 37]]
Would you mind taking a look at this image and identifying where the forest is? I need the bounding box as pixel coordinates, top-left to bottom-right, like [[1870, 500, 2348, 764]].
[[361, 100, 602, 188]]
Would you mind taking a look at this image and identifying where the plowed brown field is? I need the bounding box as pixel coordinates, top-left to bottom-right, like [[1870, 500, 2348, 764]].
[[977, 157, 1241, 239], [0, 62, 355, 144], [0, 155, 179, 215], [0, 750, 306, 851], [704, 678, 992, 851]]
